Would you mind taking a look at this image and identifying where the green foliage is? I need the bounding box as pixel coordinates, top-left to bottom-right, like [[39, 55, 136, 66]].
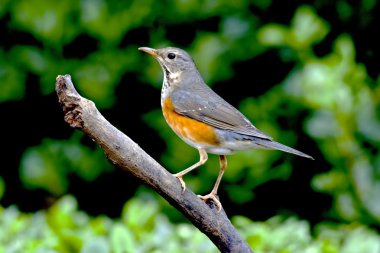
[[258, 6, 329, 50], [10, 0, 79, 46], [235, 216, 380, 253], [258, 14, 380, 223], [0, 194, 217, 253], [0, 50, 26, 102], [20, 133, 112, 195], [1, 194, 379, 253]]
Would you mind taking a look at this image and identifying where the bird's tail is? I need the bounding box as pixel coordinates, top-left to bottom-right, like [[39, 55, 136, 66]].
[[255, 138, 314, 160]]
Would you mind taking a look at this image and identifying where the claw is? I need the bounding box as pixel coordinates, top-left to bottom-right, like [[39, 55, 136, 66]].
[[173, 174, 186, 193], [198, 192, 222, 212]]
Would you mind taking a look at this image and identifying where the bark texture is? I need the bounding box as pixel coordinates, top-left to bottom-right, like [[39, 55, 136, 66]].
[[55, 74, 253, 253]]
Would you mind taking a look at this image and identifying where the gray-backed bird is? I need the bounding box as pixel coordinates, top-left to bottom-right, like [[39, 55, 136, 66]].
[[139, 47, 313, 211]]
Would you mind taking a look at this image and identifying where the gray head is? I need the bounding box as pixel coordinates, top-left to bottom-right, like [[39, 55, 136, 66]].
[[139, 47, 199, 81]]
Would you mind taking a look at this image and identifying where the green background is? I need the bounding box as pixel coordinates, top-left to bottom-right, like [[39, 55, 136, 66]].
[[0, 0, 380, 252]]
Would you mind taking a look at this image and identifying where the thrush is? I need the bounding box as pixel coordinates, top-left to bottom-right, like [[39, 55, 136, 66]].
[[139, 47, 313, 211]]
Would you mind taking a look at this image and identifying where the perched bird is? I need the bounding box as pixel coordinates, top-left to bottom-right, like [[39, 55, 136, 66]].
[[139, 47, 313, 211]]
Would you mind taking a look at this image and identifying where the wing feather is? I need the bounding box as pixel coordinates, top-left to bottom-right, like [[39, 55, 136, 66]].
[[169, 86, 272, 140]]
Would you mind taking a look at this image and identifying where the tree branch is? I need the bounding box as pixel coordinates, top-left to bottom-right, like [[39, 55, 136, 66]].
[[55, 74, 253, 253]]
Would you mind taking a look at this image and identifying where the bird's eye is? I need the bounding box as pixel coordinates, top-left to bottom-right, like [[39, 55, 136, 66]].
[[167, 53, 176, 59]]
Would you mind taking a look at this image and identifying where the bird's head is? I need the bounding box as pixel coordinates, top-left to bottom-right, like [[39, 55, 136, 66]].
[[139, 47, 198, 83]]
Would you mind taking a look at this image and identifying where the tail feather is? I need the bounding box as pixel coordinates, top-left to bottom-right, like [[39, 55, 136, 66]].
[[255, 139, 314, 160]]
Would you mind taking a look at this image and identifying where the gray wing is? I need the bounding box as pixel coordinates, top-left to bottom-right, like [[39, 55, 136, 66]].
[[170, 85, 273, 140]]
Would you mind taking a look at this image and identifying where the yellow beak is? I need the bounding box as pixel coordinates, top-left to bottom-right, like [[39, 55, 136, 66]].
[[138, 47, 158, 57]]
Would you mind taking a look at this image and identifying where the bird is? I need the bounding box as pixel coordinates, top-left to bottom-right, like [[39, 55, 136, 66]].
[[139, 46, 313, 211]]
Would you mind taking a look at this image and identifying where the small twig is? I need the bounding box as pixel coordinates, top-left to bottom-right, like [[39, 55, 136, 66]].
[[55, 74, 253, 253]]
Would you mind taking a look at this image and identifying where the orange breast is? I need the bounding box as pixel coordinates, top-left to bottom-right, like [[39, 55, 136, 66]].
[[162, 97, 220, 146]]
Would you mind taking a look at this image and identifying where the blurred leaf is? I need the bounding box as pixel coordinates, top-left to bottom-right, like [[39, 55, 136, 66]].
[[258, 5, 329, 52], [110, 224, 135, 253], [225, 185, 254, 204], [251, 0, 272, 10], [306, 110, 342, 138], [1, 194, 380, 252], [73, 48, 137, 108], [317, 223, 380, 253], [9, 46, 52, 74], [20, 134, 112, 195], [0, 0, 11, 17], [20, 147, 67, 195], [81, 237, 110, 253], [0, 51, 26, 102], [283, 32, 379, 223], [257, 24, 288, 47], [335, 192, 360, 221], [337, 1, 353, 21], [122, 193, 159, 232], [47, 195, 78, 230], [10, 0, 79, 46], [80, 0, 155, 44], [362, 0, 378, 11], [222, 15, 251, 39], [289, 5, 330, 49], [192, 34, 231, 83], [356, 89, 380, 141], [351, 158, 380, 222], [312, 170, 348, 193]]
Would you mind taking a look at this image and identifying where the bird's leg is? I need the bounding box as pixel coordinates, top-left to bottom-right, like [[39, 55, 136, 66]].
[[198, 155, 227, 211], [173, 148, 208, 193]]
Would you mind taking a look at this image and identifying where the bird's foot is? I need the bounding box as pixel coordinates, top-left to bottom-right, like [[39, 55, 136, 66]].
[[173, 173, 186, 193], [198, 192, 222, 212]]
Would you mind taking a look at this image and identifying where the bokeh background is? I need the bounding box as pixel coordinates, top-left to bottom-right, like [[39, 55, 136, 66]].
[[1, 0, 380, 252]]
